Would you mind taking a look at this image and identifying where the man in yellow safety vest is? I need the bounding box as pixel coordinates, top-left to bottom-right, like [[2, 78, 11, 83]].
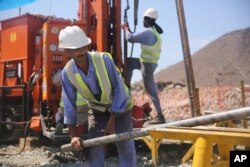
[[58, 25, 136, 167]]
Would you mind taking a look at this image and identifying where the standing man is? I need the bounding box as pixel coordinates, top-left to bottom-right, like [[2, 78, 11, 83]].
[[58, 25, 136, 167], [122, 8, 165, 124]]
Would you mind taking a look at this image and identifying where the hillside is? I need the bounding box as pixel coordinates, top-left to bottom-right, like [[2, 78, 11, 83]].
[[155, 27, 250, 87]]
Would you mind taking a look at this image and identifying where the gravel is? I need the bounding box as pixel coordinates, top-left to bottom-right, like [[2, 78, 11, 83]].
[[0, 138, 192, 167]]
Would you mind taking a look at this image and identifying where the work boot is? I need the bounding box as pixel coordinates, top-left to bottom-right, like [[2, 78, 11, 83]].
[[55, 122, 63, 134], [145, 114, 165, 125]]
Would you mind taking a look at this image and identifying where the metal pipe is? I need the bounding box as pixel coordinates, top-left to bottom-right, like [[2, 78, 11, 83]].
[[122, 0, 130, 87], [130, 0, 139, 58], [61, 107, 250, 152], [176, 0, 198, 117]]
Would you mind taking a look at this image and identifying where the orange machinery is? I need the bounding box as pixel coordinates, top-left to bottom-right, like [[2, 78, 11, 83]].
[[78, 0, 122, 69], [0, 0, 126, 140], [0, 14, 45, 136], [0, 13, 87, 139]]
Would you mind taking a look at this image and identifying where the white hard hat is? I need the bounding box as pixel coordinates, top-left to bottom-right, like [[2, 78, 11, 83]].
[[143, 8, 158, 19], [58, 25, 91, 49]]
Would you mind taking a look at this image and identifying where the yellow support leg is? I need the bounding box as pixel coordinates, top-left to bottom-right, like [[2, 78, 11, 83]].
[[182, 144, 195, 163], [192, 137, 212, 167], [151, 137, 160, 167], [143, 136, 152, 150], [143, 136, 161, 167], [217, 144, 234, 160], [211, 143, 234, 167]]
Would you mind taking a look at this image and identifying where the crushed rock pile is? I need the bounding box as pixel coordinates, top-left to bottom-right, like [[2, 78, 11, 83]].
[[0, 140, 192, 167], [131, 81, 250, 120]]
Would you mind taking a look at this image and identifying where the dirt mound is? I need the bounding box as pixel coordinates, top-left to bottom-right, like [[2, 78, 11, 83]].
[[155, 27, 250, 87], [131, 82, 250, 120]]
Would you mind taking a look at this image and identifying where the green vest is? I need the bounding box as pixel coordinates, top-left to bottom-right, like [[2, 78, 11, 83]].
[[59, 92, 87, 108], [64, 52, 133, 112], [140, 27, 162, 63]]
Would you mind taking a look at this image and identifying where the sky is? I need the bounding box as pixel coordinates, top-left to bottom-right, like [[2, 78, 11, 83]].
[[0, 0, 250, 83]]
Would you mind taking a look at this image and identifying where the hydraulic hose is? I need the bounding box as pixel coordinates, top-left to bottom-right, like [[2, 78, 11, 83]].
[[130, 0, 139, 58]]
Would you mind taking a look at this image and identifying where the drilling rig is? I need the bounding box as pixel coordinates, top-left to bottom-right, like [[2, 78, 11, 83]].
[[0, 0, 145, 141]]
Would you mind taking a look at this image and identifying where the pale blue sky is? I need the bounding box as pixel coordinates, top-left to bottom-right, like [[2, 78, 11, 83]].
[[1, 0, 250, 82]]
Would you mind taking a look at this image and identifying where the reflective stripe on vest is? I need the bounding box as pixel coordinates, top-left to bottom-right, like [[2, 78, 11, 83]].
[[140, 27, 162, 63], [64, 52, 133, 112], [59, 92, 87, 107], [91, 52, 112, 103], [76, 92, 87, 106]]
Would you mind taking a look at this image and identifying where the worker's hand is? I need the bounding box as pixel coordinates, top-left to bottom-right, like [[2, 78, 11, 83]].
[[104, 113, 115, 135], [104, 120, 115, 135], [70, 137, 84, 151], [121, 22, 130, 31]]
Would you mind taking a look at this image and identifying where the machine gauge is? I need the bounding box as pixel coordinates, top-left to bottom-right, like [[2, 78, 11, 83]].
[[51, 27, 59, 34], [49, 44, 57, 51]]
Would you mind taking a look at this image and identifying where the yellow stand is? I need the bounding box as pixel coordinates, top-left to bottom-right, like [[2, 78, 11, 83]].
[[144, 127, 250, 167]]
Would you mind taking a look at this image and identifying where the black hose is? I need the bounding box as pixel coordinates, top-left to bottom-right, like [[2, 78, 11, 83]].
[[130, 0, 139, 58], [0, 118, 35, 155]]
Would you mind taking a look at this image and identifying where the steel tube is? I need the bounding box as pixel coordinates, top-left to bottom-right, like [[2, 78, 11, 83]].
[[176, 0, 198, 117], [61, 107, 250, 152]]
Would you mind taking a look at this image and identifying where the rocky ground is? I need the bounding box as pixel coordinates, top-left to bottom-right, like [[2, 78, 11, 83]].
[[1, 82, 249, 167], [131, 82, 250, 120], [0, 137, 192, 167]]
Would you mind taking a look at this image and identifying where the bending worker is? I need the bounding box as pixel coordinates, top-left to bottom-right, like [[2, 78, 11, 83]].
[[58, 25, 136, 167], [122, 8, 165, 124]]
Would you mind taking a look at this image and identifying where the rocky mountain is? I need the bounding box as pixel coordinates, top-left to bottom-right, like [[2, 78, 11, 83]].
[[155, 27, 250, 87]]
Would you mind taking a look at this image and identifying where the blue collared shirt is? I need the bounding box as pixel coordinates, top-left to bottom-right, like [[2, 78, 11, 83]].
[[125, 28, 156, 45], [61, 53, 129, 125]]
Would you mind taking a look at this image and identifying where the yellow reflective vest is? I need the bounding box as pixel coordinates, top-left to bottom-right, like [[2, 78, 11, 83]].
[[64, 52, 133, 112], [140, 27, 162, 63], [59, 91, 87, 108]]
